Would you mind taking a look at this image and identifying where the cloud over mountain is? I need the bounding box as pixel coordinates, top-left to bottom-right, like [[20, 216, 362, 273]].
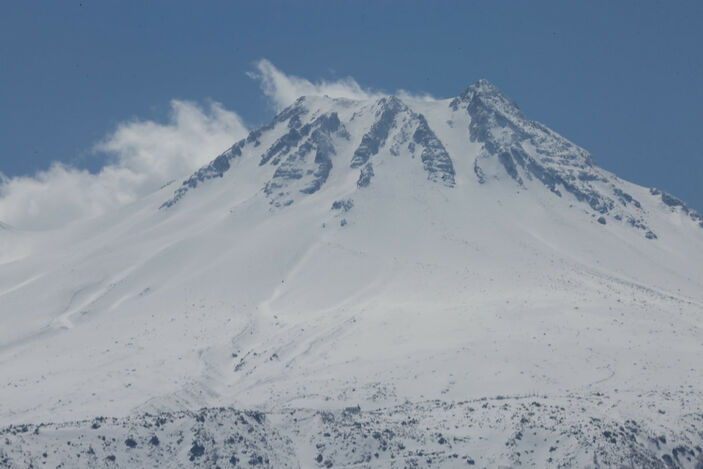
[[0, 100, 247, 230], [248, 59, 379, 111], [0, 60, 442, 231]]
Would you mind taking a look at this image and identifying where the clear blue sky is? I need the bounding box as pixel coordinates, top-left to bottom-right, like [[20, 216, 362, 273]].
[[1, 1, 702, 210]]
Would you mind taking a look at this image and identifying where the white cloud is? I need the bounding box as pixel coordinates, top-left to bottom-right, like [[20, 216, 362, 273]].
[[95, 100, 246, 181], [0, 100, 247, 231], [249, 59, 437, 111], [248, 59, 379, 110]]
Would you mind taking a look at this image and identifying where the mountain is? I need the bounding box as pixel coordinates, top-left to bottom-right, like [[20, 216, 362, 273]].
[[1, 81, 703, 468]]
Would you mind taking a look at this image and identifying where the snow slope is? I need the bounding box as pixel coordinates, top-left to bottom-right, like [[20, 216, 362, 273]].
[[1, 81, 703, 467]]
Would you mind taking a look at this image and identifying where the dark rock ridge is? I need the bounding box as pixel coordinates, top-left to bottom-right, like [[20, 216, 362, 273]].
[[259, 100, 312, 167], [350, 97, 405, 169], [650, 187, 703, 228], [412, 114, 455, 187], [263, 112, 346, 207], [350, 96, 455, 188], [160, 139, 246, 209], [160, 99, 317, 209], [160, 98, 314, 209], [451, 79, 655, 237]]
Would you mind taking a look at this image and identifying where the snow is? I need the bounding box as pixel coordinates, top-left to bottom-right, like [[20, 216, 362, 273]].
[[1, 81, 702, 467]]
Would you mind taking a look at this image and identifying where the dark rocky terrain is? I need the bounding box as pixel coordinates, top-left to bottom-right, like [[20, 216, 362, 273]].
[[3, 391, 702, 468]]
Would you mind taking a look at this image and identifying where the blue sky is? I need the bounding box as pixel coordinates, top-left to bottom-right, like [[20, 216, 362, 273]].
[[1, 1, 702, 227]]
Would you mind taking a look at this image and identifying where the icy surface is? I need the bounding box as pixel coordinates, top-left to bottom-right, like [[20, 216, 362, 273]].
[[1, 80, 703, 467]]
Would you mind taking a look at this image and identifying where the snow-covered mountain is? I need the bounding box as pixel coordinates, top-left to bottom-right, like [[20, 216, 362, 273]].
[[1, 80, 703, 468]]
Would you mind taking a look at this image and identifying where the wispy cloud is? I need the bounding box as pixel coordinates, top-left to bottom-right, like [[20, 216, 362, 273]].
[[247, 59, 380, 111], [247, 59, 436, 111], [0, 100, 247, 230]]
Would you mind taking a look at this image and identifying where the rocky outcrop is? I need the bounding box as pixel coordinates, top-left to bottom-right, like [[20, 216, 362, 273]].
[[160, 139, 246, 209], [263, 112, 346, 206], [452, 80, 654, 237], [3, 393, 701, 468], [651, 187, 703, 228]]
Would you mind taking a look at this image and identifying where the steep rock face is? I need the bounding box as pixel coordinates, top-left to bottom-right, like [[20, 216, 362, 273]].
[[350, 97, 405, 169], [263, 112, 347, 207], [451, 80, 656, 236], [349, 97, 404, 189], [350, 97, 455, 188], [412, 114, 455, 187], [258, 100, 312, 167]]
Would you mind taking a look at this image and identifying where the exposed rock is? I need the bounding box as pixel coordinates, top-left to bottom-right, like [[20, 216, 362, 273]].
[[451, 79, 654, 234], [3, 393, 701, 468], [413, 114, 455, 187], [350, 97, 405, 168]]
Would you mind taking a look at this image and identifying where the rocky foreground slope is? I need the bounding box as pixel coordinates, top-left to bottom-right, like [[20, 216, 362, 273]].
[[3, 392, 703, 468]]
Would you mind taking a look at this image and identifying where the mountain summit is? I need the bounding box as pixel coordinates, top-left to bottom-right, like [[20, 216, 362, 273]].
[[1, 81, 703, 468], [162, 80, 702, 239]]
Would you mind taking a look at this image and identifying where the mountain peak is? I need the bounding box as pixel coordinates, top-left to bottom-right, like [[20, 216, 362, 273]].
[[157, 77, 703, 240], [467, 78, 502, 94], [453, 78, 521, 117]]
